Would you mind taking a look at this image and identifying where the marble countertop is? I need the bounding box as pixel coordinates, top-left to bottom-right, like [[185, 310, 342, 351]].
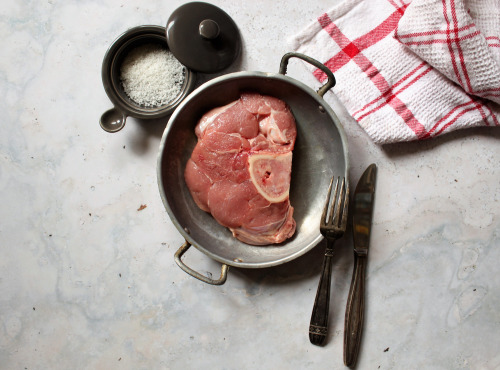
[[1, 0, 499, 369]]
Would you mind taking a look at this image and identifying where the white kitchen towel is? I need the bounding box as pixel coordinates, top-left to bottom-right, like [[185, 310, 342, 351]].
[[395, 0, 500, 104], [289, 0, 500, 144]]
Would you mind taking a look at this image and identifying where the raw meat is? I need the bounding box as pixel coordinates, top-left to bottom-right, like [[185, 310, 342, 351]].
[[184, 92, 297, 245]]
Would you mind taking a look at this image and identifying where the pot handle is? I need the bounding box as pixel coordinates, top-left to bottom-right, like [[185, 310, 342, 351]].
[[174, 241, 229, 285], [279, 52, 336, 98], [99, 107, 127, 133]]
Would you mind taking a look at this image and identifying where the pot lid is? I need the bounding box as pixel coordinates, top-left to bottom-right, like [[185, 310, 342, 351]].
[[166, 2, 241, 73]]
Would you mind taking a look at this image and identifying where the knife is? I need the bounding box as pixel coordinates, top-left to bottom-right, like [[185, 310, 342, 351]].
[[343, 163, 377, 368]]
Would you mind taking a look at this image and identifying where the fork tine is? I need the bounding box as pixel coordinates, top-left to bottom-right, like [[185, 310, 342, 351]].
[[321, 177, 334, 225], [327, 177, 342, 225], [340, 178, 349, 229], [330, 177, 343, 227]]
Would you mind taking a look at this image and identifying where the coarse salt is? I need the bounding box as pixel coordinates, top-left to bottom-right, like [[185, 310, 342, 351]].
[[120, 43, 185, 107]]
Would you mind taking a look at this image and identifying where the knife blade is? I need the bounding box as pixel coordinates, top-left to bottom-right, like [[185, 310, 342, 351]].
[[343, 163, 377, 368]]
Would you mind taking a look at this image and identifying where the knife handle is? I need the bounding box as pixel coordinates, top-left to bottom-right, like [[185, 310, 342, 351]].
[[344, 253, 367, 367], [309, 241, 335, 346]]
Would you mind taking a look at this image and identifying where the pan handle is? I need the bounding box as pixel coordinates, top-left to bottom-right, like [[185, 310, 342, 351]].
[[279, 52, 336, 98], [174, 241, 229, 285]]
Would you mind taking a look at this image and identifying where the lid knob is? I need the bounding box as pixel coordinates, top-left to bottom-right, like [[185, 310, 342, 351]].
[[199, 19, 220, 40]]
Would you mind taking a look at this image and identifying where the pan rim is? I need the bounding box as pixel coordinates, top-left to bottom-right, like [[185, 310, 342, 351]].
[[157, 70, 349, 268]]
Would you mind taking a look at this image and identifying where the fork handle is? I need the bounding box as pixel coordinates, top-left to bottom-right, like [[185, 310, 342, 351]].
[[343, 253, 367, 367], [309, 240, 335, 346]]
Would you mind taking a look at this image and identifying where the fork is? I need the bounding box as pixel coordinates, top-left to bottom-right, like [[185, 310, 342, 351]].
[[309, 176, 349, 346]]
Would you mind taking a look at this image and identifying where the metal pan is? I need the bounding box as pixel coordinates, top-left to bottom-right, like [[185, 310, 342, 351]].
[[157, 53, 349, 285]]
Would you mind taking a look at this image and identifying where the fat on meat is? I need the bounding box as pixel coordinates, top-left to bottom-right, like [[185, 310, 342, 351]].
[[184, 92, 297, 245]]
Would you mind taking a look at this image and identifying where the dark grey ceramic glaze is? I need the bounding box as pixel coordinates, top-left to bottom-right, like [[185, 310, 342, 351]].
[[166, 2, 241, 73], [100, 25, 196, 133]]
